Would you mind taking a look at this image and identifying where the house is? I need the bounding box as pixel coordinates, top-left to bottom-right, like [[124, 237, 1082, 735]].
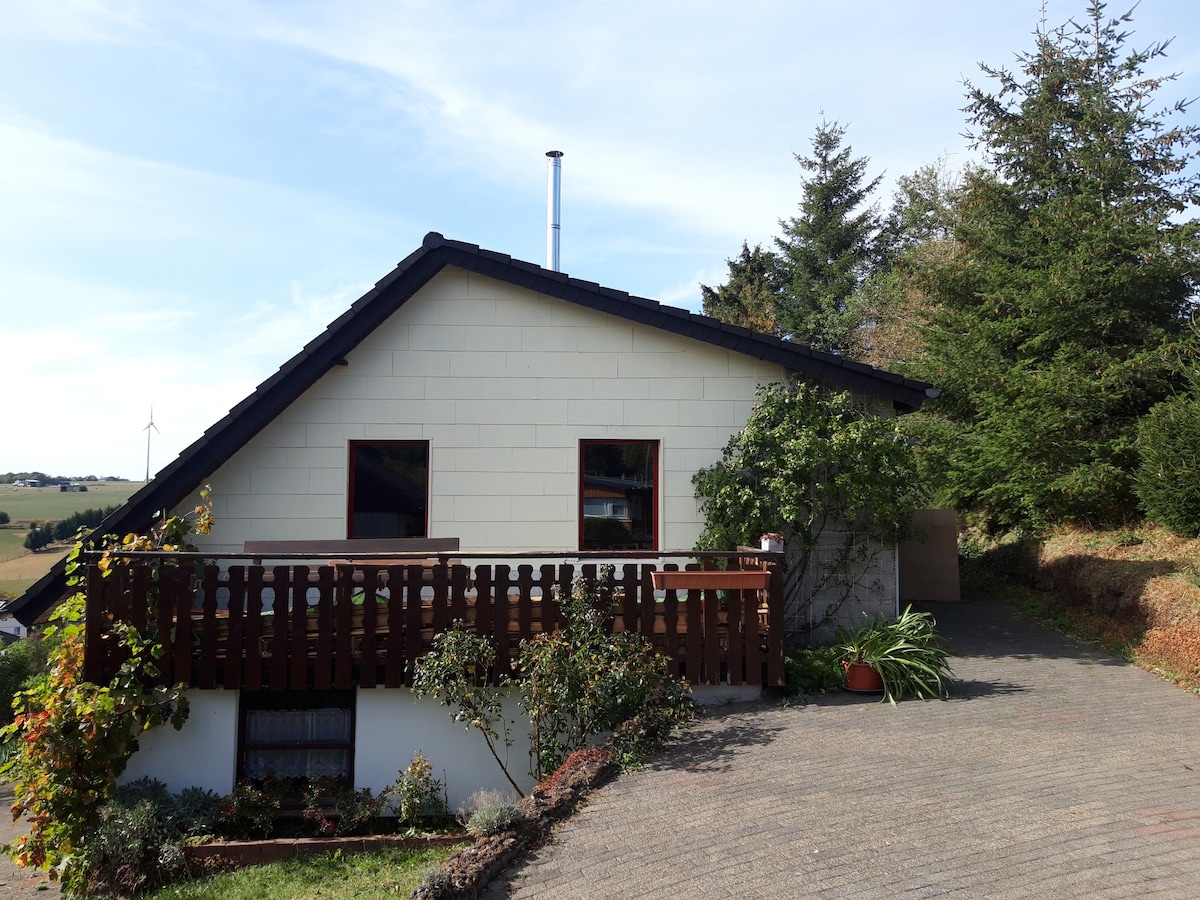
[[2, 232, 934, 805]]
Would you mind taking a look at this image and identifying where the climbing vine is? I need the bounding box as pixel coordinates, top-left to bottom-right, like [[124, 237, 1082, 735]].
[[0, 488, 212, 896], [693, 381, 922, 632]]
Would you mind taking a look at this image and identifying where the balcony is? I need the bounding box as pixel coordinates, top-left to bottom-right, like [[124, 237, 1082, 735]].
[[82, 551, 785, 691]]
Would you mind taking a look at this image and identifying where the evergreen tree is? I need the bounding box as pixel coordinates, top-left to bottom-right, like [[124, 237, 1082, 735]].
[[774, 118, 883, 353], [907, 1, 1200, 531], [699, 242, 785, 336]]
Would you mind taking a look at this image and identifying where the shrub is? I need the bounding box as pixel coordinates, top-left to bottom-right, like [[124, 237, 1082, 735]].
[[608, 705, 685, 769], [692, 380, 923, 631], [111, 778, 220, 838], [80, 797, 188, 898], [76, 778, 219, 898], [1136, 392, 1200, 536], [458, 790, 522, 837], [417, 569, 692, 793], [214, 781, 280, 840], [958, 531, 1040, 592], [302, 778, 387, 837], [0, 638, 48, 728], [389, 751, 450, 828], [520, 568, 692, 780], [173, 785, 222, 836], [783, 643, 845, 698], [412, 625, 523, 796]]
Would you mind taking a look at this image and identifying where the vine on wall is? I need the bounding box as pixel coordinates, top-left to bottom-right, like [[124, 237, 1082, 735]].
[[0, 488, 212, 896], [692, 381, 923, 635]]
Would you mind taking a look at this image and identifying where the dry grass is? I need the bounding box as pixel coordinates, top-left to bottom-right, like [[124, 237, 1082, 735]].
[[1028, 525, 1200, 689], [0, 545, 69, 600]]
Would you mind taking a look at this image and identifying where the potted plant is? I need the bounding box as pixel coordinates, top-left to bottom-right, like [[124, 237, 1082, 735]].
[[837, 606, 952, 704]]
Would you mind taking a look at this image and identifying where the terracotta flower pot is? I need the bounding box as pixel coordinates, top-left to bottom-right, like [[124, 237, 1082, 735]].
[[843, 659, 884, 693]]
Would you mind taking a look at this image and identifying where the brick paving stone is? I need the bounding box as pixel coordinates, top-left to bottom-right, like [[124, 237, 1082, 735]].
[[0, 782, 60, 900], [490, 596, 1200, 899]]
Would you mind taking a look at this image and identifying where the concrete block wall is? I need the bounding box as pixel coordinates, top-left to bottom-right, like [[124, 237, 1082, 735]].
[[783, 533, 899, 645], [190, 266, 786, 554]]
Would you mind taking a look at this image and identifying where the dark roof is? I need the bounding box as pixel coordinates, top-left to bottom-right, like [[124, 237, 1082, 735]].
[[3, 232, 933, 626]]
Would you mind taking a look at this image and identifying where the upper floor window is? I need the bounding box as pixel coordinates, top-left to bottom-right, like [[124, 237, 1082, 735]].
[[579, 440, 658, 550], [348, 441, 428, 538]]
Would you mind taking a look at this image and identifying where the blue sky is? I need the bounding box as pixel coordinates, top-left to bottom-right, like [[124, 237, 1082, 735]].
[[3, 0, 1198, 480]]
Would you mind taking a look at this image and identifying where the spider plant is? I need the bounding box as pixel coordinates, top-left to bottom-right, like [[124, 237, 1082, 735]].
[[837, 605, 952, 704]]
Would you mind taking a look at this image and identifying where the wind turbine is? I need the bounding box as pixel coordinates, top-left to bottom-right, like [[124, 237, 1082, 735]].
[[143, 408, 160, 483]]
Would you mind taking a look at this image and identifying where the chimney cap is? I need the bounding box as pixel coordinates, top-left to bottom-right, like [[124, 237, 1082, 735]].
[[546, 150, 564, 159]]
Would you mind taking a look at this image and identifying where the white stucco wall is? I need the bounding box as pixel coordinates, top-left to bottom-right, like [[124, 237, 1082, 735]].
[[186, 267, 787, 554], [117, 684, 757, 808], [355, 687, 534, 810], [116, 688, 534, 807], [119, 690, 239, 794]]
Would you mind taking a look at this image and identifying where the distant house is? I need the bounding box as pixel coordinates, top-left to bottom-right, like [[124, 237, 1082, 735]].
[[0, 617, 24, 643], [3, 233, 935, 804]]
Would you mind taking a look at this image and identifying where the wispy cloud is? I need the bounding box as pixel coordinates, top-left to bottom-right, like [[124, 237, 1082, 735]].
[[4, 0, 1197, 479], [7, 0, 157, 44]]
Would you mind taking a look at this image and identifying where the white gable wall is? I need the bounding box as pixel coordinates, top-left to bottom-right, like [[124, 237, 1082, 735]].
[[193, 267, 786, 553]]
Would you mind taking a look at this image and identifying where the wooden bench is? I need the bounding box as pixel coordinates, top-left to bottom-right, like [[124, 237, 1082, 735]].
[[242, 538, 460, 564]]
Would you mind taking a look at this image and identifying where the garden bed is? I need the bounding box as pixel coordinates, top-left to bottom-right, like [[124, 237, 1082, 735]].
[[183, 832, 464, 870], [413, 747, 618, 900]]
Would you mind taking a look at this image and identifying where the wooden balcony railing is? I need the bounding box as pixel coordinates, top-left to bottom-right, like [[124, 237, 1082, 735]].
[[82, 554, 785, 691]]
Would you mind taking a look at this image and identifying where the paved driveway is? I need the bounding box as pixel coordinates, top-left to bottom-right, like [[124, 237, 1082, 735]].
[[0, 782, 57, 899], [496, 597, 1200, 898]]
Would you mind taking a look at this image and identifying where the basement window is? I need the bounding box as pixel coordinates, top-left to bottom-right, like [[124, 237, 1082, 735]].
[[238, 690, 354, 786]]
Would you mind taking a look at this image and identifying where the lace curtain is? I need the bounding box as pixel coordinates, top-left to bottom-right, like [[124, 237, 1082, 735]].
[[244, 707, 351, 780]]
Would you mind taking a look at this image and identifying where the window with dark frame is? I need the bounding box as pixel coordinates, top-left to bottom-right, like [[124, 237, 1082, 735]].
[[348, 441, 429, 539], [579, 440, 658, 550], [238, 690, 355, 788]]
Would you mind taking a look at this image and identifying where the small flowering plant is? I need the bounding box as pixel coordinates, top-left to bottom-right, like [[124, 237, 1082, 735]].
[[215, 782, 279, 839], [302, 777, 387, 837]]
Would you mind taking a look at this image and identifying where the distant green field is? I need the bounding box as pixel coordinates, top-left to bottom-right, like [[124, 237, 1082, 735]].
[[0, 482, 146, 563], [0, 481, 145, 524]]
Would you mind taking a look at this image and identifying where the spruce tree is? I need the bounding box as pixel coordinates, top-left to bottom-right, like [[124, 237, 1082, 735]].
[[774, 118, 883, 353], [908, 1, 1199, 531], [699, 242, 785, 336]]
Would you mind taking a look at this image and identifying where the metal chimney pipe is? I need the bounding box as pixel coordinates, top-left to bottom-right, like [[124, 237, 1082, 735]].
[[546, 150, 563, 271]]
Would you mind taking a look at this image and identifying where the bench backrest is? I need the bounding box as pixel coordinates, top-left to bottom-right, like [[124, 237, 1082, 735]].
[[242, 537, 460, 558]]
